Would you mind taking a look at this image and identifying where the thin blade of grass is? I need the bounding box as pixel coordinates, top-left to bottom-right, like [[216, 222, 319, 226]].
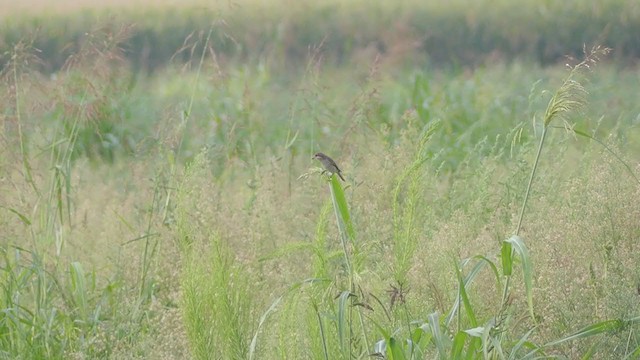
[[311, 301, 330, 360], [69, 262, 87, 322], [455, 262, 477, 328], [464, 336, 481, 360], [556, 125, 640, 185], [506, 235, 534, 320], [508, 327, 538, 360], [446, 256, 499, 327], [501, 240, 513, 276], [249, 296, 282, 360], [337, 290, 353, 356], [580, 342, 598, 360], [544, 319, 627, 347], [328, 174, 355, 290], [468, 255, 502, 287], [623, 345, 640, 360], [330, 175, 354, 241], [451, 331, 467, 358], [427, 312, 448, 359], [3, 207, 31, 226], [388, 337, 407, 360], [258, 242, 315, 262]]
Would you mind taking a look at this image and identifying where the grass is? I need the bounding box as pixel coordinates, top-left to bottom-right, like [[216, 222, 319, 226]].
[[1, 3, 640, 359], [2, 0, 640, 73]]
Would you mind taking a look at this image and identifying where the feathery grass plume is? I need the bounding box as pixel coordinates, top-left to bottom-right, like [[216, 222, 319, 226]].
[[542, 78, 585, 127], [181, 237, 252, 360], [392, 117, 440, 284], [542, 45, 610, 128], [0, 28, 170, 359], [499, 45, 611, 347], [1, 37, 43, 195], [176, 152, 252, 358], [516, 45, 611, 236]]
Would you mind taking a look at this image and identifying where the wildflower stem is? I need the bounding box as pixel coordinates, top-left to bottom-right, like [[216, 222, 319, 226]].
[[515, 124, 548, 236]]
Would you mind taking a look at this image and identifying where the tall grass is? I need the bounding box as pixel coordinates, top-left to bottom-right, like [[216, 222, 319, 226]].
[[2, 0, 640, 73], [170, 48, 639, 360], [2, 10, 640, 357], [0, 27, 178, 359], [1, 59, 93, 360]]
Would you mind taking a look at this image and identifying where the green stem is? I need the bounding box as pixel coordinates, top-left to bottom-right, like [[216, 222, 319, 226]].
[[356, 306, 370, 358], [13, 55, 38, 196], [328, 176, 371, 356], [515, 125, 548, 236], [502, 125, 548, 309], [162, 26, 213, 224], [330, 180, 353, 288]]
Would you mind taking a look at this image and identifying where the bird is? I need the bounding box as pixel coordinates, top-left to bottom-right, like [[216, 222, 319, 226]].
[[313, 152, 345, 181]]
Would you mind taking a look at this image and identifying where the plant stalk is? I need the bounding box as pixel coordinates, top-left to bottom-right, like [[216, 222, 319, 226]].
[[515, 125, 548, 236]]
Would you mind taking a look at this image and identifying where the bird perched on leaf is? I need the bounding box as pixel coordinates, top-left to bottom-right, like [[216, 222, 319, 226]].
[[313, 152, 345, 181]]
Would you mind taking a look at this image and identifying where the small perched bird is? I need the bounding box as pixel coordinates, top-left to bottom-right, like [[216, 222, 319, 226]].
[[313, 152, 345, 181]]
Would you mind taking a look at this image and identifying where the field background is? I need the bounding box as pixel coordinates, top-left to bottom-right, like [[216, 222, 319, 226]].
[[1, 0, 640, 359]]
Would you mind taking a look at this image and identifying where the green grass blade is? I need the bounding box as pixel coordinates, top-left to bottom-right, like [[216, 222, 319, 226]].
[[508, 327, 537, 359], [580, 342, 598, 360], [538, 316, 640, 357], [427, 312, 448, 359], [544, 319, 626, 347], [249, 296, 282, 360], [465, 336, 481, 360], [259, 242, 315, 262], [556, 125, 640, 185], [451, 331, 467, 358], [446, 256, 499, 327], [370, 317, 391, 340], [388, 337, 407, 360], [69, 262, 88, 324], [337, 290, 353, 356], [501, 241, 513, 277], [469, 255, 501, 287], [506, 235, 534, 320], [408, 326, 426, 359], [330, 175, 355, 241], [328, 173, 356, 291], [455, 262, 477, 328], [623, 344, 640, 360], [312, 301, 330, 360], [2, 207, 32, 226]]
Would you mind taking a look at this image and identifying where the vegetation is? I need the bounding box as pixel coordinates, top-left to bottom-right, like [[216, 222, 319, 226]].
[[1, 1, 639, 359], [1, 0, 640, 72]]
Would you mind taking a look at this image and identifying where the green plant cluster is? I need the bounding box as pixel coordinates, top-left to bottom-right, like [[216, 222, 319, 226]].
[[1, 6, 640, 359], [1, 0, 640, 73]]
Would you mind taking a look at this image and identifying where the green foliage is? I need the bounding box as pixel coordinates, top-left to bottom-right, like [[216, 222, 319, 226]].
[[2, 0, 640, 73], [0, 245, 121, 359], [392, 119, 439, 283], [180, 239, 252, 360], [176, 151, 253, 359], [2, 4, 640, 358]]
